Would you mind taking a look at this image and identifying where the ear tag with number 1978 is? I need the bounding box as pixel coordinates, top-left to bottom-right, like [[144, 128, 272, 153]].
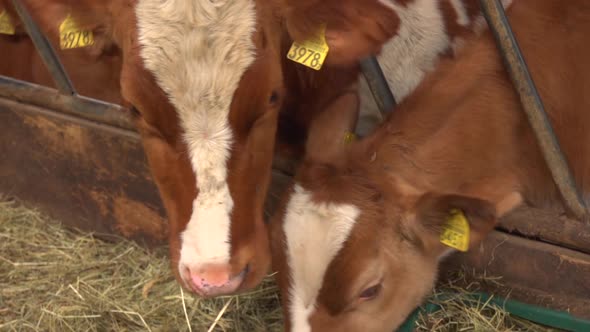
[[286, 24, 330, 71]]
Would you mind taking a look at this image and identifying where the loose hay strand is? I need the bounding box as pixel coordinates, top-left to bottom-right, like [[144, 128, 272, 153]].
[[208, 298, 233, 332], [180, 286, 193, 332]]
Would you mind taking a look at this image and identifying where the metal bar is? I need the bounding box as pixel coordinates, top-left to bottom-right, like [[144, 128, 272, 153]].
[[11, 0, 76, 96], [0, 76, 134, 131], [480, 0, 588, 221], [360, 56, 397, 115]]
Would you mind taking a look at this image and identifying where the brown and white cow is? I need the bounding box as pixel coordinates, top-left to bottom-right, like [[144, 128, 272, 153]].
[[281, 0, 503, 137], [1, 0, 503, 298], [2, 0, 388, 298], [270, 0, 590, 330]]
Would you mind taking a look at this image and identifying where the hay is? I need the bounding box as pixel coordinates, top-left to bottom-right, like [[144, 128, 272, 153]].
[[0, 198, 282, 332], [415, 282, 563, 332], [0, 197, 560, 331]]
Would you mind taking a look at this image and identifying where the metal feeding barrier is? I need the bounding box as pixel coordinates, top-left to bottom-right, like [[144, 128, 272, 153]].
[[11, 0, 76, 96], [0, 0, 587, 222], [0, 0, 133, 131], [479, 0, 588, 222], [360, 56, 397, 115]]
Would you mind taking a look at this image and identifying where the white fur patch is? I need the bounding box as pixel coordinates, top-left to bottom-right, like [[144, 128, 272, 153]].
[[374, 0, 449, 101], [284, 185, 360, 331], [135, 0, 257, 268], [357, 0, 450, 135], [356, 0, 516, 137]]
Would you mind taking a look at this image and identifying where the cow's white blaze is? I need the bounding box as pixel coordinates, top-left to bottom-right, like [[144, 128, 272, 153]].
[[284, 185, 360, 331], [135, 0, 257, 269]]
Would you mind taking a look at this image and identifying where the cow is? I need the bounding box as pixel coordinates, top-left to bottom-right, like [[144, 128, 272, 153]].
[[269, 0, 590, 330], [3, 0, 363, 298], [2, 0, 501, 299]]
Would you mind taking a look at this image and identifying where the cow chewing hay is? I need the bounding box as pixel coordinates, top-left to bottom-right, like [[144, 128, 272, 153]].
[[0, 197, 558, 331]]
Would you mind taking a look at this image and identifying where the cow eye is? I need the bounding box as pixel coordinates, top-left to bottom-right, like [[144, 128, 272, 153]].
[[359, 283, 382, 301], [269, 90, 280, 105]]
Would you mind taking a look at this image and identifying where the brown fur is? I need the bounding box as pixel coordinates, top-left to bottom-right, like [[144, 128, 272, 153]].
[[0, 0, 123, 104], [279, 0, 401, 66], [271, 0, 590, 330]]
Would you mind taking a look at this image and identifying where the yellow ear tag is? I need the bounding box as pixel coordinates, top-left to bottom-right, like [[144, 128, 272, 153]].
[[0, 10, 15, 35], [343, 132, 356, 144], [440, 209, 470, 252], [287, 24, 330, 71], [59, 14, 94, 49]]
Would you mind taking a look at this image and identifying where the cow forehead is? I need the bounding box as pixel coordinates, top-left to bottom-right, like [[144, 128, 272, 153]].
[[284, 185, 360, 331], [135, 0, 257, 153]]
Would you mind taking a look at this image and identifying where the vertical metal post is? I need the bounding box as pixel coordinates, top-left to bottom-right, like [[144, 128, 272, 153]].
[[11, 0, 77, 96], [480, 0, 588, 221], [360, 56, 397, 115]]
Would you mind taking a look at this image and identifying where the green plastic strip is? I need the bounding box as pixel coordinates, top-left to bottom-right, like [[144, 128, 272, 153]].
[[397, 291, 590, 332]]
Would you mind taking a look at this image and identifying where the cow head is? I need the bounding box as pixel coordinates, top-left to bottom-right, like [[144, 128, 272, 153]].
[[270, 92, 499, 331]]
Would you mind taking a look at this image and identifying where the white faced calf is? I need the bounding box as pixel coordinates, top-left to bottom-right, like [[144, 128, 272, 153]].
[[271, 0, 590, 330]]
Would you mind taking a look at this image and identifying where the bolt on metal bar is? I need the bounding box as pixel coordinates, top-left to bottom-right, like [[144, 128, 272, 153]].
[[360, 56, 397, 115], [11, 0, 76, 96], [480, 0, 588, 221]]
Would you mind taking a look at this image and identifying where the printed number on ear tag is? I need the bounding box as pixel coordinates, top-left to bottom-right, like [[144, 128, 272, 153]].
[[440, 209, 470, 252], [59, 14, 94, 50], [0, 10, 15, 35], [287, 24, 329, 71]]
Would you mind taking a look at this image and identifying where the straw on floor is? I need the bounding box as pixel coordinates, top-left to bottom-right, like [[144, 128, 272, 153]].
[[0, 197, 560, 331]]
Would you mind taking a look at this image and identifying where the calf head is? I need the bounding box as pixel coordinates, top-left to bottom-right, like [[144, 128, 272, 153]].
[[271, 107, 498, 331], [23, 0, 399, 297]]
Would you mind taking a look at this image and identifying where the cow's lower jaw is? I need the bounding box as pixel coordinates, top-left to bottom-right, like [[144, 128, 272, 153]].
[[179, 263, 249, 298]]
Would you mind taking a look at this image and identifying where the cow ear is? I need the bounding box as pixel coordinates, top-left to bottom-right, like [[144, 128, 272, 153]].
[[282, 0, 400, 67], [0, 2, 26, 36], [408, 193, 498, 258], [304, 87, 359, 165]]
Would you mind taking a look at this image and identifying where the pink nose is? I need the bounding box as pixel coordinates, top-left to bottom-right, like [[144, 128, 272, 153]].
[[191, 264, 232, 289], [185, 264, 248, 297]]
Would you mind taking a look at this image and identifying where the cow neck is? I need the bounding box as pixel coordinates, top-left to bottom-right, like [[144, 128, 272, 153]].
[[359, 41, 532, 214]]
